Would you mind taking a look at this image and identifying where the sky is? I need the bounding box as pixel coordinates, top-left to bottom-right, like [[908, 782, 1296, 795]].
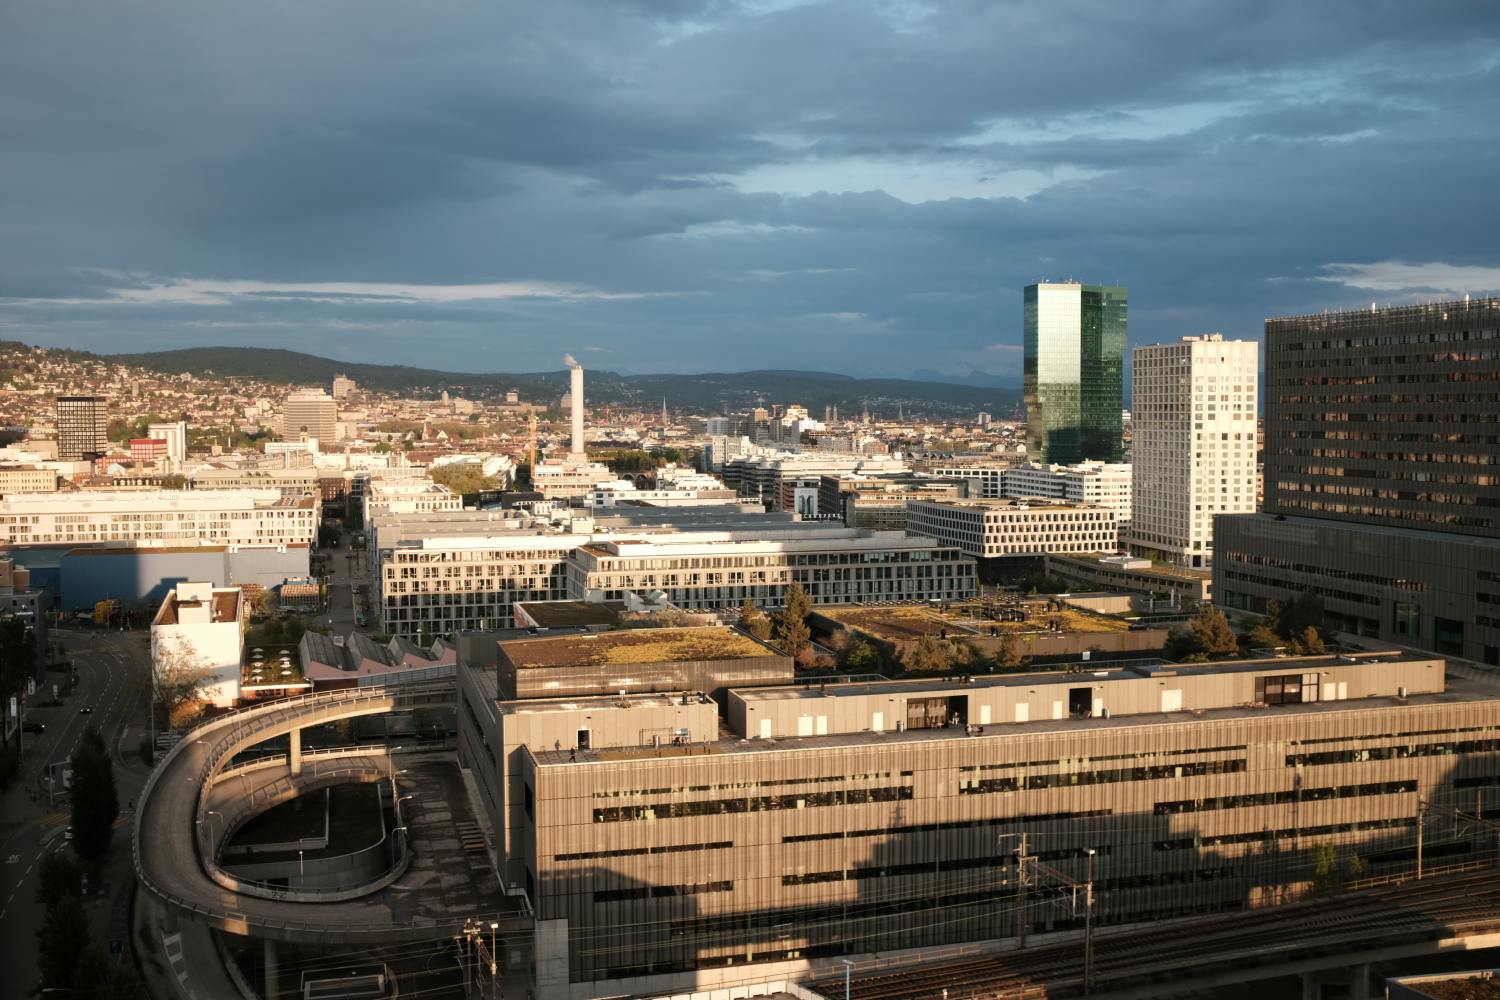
[[3, 0, 1499, 378]]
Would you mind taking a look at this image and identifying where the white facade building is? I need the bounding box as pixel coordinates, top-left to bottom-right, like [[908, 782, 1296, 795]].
[[1130, 333, 1258, 568], [906, 498, 1118, 560], [146, 421, 188, 466], [0, 489, 317, 547], [150, 582, 244, 708], [1002, 461, 1132, 538]]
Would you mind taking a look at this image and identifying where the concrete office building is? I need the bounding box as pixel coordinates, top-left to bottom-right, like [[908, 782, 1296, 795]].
[[722, 453, 910, 509], [1046, 552, 1212, 605], [1024, 282, 1127, 464], [1002, 461, 1133, 537], [281, 390, 338, 447], [1215, 297, 1500, 665], [1131, 334, 1258, 568], [568, 529, 975, 611], [331, 374, 357, 400], [372, 510, 974, 640], [150, 582, 244, 708], [361, 479, 463, 524], [906, 498, 1117, 564], [457, 638, 1498, 997], [820, 473, 969, 530], [919, 458, 1020, 499], [55, 395, 108, 461]]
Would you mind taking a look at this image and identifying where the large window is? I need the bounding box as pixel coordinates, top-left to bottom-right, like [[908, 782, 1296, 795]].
[[1255, 672, 1321, 706], [1393, 601, 1421, 638]]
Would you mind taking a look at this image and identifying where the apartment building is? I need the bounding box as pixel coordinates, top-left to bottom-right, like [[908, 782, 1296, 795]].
[[1001, 461, 1133, 535], [906, 498, 1117, 563], [456, 639, 1496, 997], [1215, 297, 1500, 665], [0, 489, 318, 548], [1131, 334, 1258, 568]]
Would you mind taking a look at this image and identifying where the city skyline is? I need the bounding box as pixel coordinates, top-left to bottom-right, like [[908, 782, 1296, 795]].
[[3, 2, 1499, 375]]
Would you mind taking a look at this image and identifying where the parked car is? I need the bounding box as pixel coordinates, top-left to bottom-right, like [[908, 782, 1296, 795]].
[[22, 721, 45, 734]]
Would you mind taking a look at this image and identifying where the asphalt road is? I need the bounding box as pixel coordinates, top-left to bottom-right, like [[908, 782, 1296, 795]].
[[0, 628, 152, 1000]]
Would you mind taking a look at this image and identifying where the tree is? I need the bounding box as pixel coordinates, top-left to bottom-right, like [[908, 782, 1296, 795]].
[[69, 725, 119, 863], [773, 583, 812, 655], [737, 599, 772, 642], [150, 638, 215, 730], [1277, 590, 1325, 641], [905, 633, 952, 673], [249, 588, 278, 622], [35, 892, 89, 992], [992, 633, 1023, 671], [1189, 605, 1240, 658], [840, 640, 879, 672], [1292, 625, 1326, 655], [35, 849, 82, 908], [1247, 617, 1282, 651], [1311, 843, 1341, 896], [76, 945, 149, 1000]]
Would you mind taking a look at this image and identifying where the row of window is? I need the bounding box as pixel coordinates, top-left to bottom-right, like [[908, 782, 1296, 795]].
[[555, 840, 732, 862], [593, 785, 915, 823], [1289, 737, 1500, 767], [1154, 780, 1416, 815], [783, 808, 1112, 843], [595, 880, 733, 903], [958, 758, 1246, 794], [1154, 816, 1413, 851], [783, 844, 1111, 886], [592, 771, 899, 800], [967, 744, 1247, 773]]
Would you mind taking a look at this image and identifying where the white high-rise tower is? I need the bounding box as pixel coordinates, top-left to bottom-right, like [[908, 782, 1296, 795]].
[[1130, 333, 1258, 569]]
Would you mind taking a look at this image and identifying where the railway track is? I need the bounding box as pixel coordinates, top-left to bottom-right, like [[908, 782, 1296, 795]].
[[810, 869, 1500, 999]]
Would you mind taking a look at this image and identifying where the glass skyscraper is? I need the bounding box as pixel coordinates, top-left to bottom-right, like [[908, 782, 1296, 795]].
[[1023, 282, 1126, 464]]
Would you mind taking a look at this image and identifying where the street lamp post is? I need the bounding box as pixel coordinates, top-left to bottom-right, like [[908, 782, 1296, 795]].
[[842, 958, 853, 1000]]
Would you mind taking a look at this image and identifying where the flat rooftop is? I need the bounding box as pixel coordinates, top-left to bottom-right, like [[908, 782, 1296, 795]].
[[499, 625, 776, 669], [733, 651, 1422, 703], [515, 600, 624, 628], [819, 601, 1129, 639], [533, 653, 1484, 768], [910, 497, 1108, 512], [500, 690, 714, 716]]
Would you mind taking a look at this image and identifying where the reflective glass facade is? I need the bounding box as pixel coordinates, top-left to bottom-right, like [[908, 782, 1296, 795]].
[[1024, 283, 1126, 463]]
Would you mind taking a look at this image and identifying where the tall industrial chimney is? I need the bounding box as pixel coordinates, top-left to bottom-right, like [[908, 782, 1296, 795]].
[[565, 355, 585, 457]]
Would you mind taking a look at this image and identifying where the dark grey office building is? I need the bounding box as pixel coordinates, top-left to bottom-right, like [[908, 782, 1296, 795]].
[[1216, 297, 1500, 665], [55, 394, 108, 461], [1024, 282, 1126, 463]]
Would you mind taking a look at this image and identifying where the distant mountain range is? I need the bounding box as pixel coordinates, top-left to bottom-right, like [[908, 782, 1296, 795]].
[[109, 347, 1023, 417]]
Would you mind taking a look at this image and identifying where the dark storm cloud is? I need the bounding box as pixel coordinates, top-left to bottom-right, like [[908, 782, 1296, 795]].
[[2, 0, 1498, 375]]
